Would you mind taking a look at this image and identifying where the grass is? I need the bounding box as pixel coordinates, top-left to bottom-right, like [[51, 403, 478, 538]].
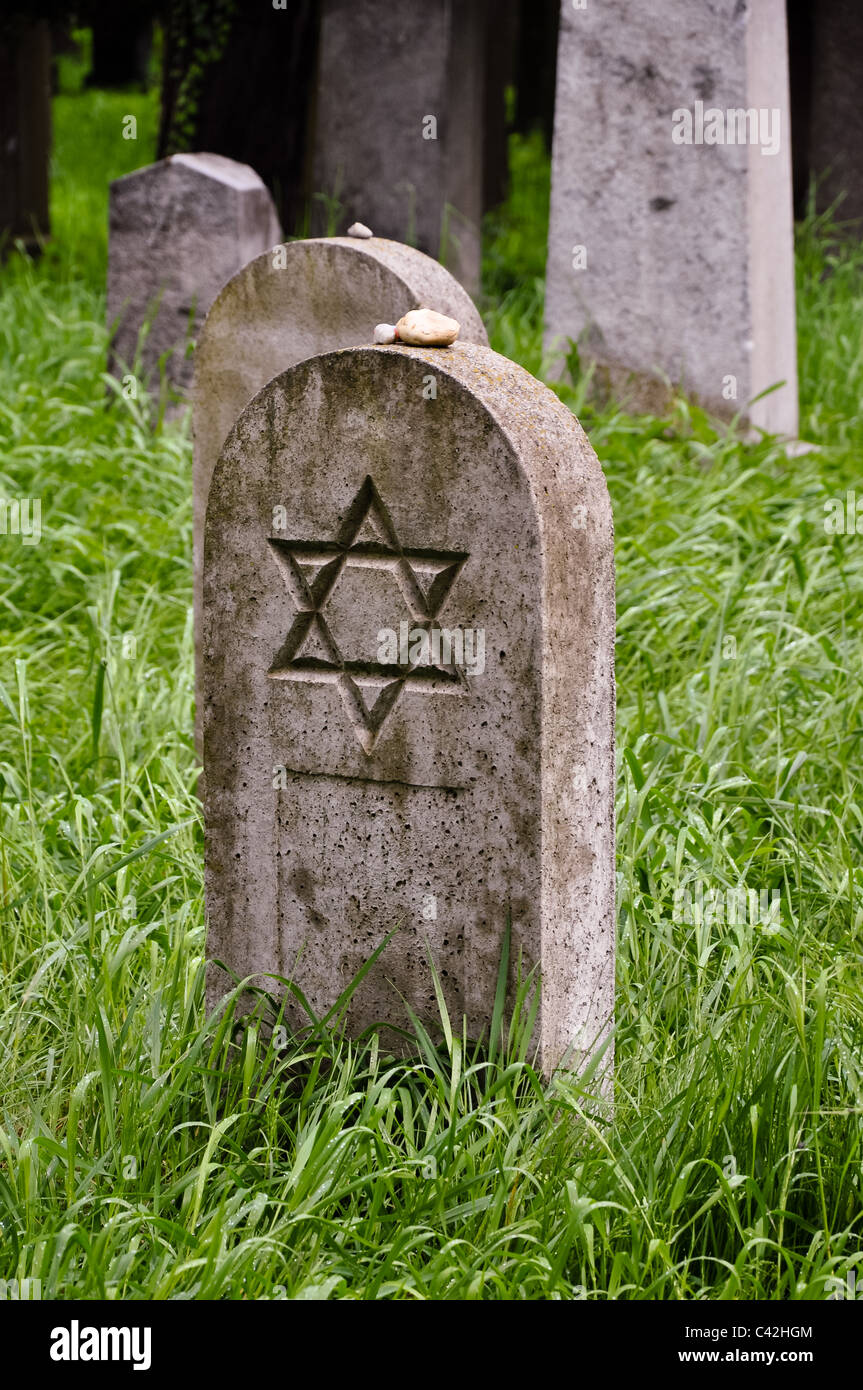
[[0, 81, 861, 1300]]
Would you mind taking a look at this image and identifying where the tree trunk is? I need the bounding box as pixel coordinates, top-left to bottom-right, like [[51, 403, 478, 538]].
[[0, 18, 52, 255], [87, 1, 153, 90], [483, 0, 517, 212], [514, 0, 560, 151]]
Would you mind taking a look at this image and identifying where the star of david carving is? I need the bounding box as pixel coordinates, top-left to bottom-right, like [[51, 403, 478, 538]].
[[266, 476, 469, 753]]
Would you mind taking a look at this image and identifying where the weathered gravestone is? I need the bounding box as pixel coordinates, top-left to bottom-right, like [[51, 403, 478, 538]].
[[203, 341, 615, 1075], [312, 0, 485, 294], [193, 235, 488, 746], [545, 0, 798, 437], [107, 153, 282, 397], [0, 19, 51, 255]]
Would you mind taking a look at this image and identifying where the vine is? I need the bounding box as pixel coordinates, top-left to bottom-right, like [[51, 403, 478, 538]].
[[162, 0, 237, 154]]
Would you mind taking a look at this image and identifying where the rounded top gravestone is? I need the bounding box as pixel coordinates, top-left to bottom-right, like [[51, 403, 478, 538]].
[[202, 339, 615, 1078], [192, 235, 489, 749]]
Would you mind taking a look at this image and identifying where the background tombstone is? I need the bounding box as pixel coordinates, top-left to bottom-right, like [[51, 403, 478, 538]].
[[545, 0, 798, 437], [193, 235, 488, 750], [788, 0, 863, 228], [107, 152, 282, 398], [0, 18, 52, 256], [312, 0, 485, 294], [203, 340, 615, 1076]]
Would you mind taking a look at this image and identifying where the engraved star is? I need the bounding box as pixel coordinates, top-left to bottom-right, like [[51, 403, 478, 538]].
[[267, 476, 468, 753]]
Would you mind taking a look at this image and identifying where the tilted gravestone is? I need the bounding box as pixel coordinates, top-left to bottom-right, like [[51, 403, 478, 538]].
[[203, 340, 615, 1075], [107, 153, 282, 397], [312, 0, 485, 294], [193, 235, 488, 750], [545, 0, 798, 437]]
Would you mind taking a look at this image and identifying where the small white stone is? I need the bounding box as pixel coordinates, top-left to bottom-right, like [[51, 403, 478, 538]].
[[395, 308, 460, 347], [374, 322, 397, 344], [348, 222, 373, 238]]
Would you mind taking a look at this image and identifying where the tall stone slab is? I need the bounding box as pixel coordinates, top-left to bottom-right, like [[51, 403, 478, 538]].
[[203, 342, 615, 1076], [312, 0, 485, 294], [107, 153, 282, 397], [193, 236, 488, 750], [0, 19, 51, 255], [545, 0, 798, 437]]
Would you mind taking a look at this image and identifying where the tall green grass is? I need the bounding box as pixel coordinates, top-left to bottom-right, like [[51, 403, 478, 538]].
[[0, 92, 860, 1300]]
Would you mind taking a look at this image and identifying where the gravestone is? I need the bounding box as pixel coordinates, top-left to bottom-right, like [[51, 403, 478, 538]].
[[203, 340, 615, 1076], [312, 0, 485, 294], [193, 235, 488, 750], [0, 19, 51, 255], [545, 0, 798, 437], [107, 153, 282, 397], [791, 0, 863, 228]]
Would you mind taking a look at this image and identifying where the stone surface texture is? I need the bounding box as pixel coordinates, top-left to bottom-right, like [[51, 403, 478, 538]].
[[193, 235, 488, 747], [545, 0, 798, 436], [107, 152, 282, 395], [203, 342, 615, 1076], [312, 0, 485, 293]]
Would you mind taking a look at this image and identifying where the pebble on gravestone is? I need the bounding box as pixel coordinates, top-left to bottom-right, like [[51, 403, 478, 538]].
[[202, 340, 615, 1079], [107, 152, 282, 399], [374, 310, 460, 345], [192, 235, 488, 752], [544, 0, 798, 438]]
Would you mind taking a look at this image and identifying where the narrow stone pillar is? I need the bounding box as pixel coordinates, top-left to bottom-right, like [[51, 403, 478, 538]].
[[545, 0, 798, 436]]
